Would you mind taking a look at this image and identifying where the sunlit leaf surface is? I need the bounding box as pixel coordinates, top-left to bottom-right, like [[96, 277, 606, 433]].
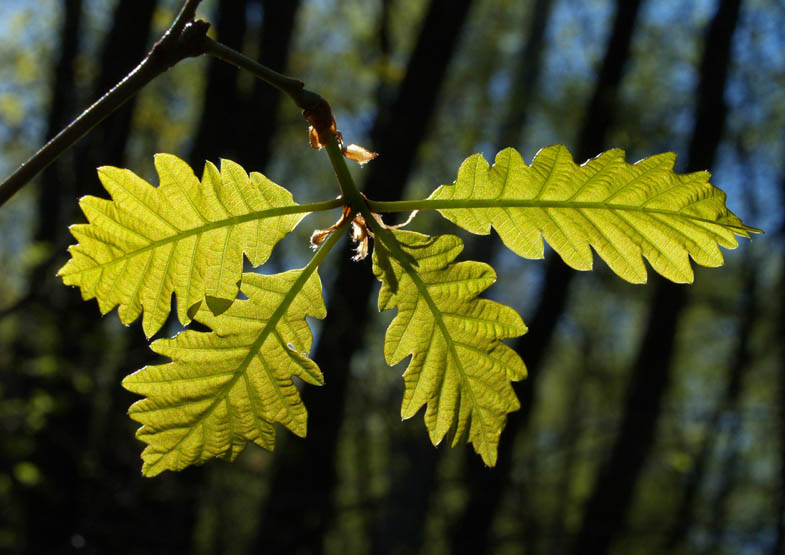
[[59, 155, 306, 337], [122, 269, 325, 476], [373, 229, 527, 466], [430, 146, 759, 283]]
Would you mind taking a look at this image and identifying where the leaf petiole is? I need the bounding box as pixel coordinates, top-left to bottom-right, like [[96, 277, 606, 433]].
[[324, 138, 415, 267]]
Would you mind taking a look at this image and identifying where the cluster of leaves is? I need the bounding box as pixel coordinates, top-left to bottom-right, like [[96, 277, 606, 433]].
[[59, 145, 758, 476]]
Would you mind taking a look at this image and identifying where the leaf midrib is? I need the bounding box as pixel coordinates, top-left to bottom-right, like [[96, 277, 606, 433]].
[[63, 200, 342, 276], [370, 198, 755, 234], [390, 238, 493, 453], [143, 270, 312, 472], [140, 219, 345, 474]]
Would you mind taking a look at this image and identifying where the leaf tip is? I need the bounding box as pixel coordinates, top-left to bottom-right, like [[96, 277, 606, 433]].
[[140, 460, 165, 478], [743, 224, 764, 235], [477, 444, 498, 467]]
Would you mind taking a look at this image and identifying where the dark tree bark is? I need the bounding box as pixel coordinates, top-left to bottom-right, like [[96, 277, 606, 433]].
[[251, 1, 474, 552], [453, 1, 644, 552], [571, 1, 743, 553]]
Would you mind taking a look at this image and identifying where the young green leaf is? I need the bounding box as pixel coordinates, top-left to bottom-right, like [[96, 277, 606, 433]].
[[122, 269, 326, 477], [372, 229, 527, 466], [58, 155, 325, 337], [428, 146, 760, 283]]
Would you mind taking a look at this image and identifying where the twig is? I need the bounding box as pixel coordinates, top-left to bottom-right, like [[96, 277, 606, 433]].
[[202, 37, 341, 153], [202, 37, 320, 110], [0, 0, 208, 208], [0, 0, 353, 209]]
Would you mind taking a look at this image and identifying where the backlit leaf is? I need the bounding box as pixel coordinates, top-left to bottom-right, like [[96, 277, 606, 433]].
[[430, 146, 760, 283], [58, 155, 309, 337], [122, 268, 326, 476], [372, 229, 527, 466]]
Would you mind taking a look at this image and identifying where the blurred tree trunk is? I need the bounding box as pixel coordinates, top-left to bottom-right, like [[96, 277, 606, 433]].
[[251, 1, 474, 552], [371, 427, 441, 555], [14, 2, 171, 553], [666, 263, 757, 548], [773, 144, 785, 555], [373, 0, 394, 106], [496, 0, 554, 151], [189, 0, 249, 167], [453, 1, 644, 551], [2, 2, 82, 551], [242, 0, 302, 170], [35, 0, 82, 246], [353, 2, 395, 546], [376, 2, 558, 551], [572, 1, 743, 553], [189, 0, 302, 172], [75, 0, 157, 187], [708, 430, 743, 548], [549, 335, 593, 548]]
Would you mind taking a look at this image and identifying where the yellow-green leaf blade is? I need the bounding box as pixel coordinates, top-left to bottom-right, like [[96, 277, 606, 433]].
[[58, 154, 309, 337], [122, 269, 326, 477], [430, 146, 760, 283], [373, 230, 527, 466]]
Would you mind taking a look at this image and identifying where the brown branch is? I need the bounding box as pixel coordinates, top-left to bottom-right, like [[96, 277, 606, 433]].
[[0, 0, 208, 208]]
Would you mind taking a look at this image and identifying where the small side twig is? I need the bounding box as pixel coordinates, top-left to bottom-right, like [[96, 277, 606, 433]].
[[0, 0, 208, 208]]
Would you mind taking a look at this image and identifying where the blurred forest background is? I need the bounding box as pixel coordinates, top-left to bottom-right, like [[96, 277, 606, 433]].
[[0, 0, 783, 553]]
